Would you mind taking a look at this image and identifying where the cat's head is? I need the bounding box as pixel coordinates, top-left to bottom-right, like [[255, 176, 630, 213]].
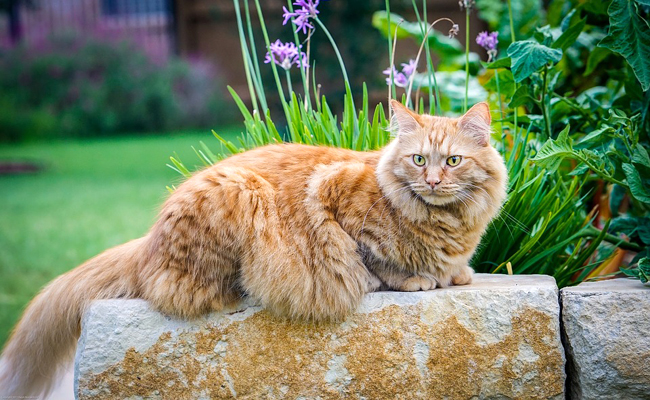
[[377, 100, 507, 215]]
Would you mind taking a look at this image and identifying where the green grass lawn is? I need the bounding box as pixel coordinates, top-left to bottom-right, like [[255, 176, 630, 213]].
[[0, 128, 240, 347]]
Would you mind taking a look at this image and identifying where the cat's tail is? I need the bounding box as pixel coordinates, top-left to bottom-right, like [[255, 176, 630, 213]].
[[0, 237, 144, 399]]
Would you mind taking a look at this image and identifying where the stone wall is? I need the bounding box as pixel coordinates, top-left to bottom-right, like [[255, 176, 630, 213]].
[[75, 274, 566, 399], [74, 275, 650, 399], [562, 279, 650, 400]]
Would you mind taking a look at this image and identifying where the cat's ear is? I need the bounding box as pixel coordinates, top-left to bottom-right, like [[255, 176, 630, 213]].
[[458, 102, 492, 146], [390, 99, 422, 136]]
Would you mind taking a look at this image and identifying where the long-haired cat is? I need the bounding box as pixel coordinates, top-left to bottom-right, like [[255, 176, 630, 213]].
[[0, 101, 507, 397]]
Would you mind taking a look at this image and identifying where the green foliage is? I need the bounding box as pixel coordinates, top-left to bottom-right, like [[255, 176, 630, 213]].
[[480, 0, 650, 284], [507, 41, 562, 82], [0, 32, 233, 141], [620, 258, 650, 283], [472, 125, 604, 287], [599, 0, 650, 91]]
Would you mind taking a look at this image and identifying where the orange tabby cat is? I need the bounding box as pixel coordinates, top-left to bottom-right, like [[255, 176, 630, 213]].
[[0, 101, 507, 397]]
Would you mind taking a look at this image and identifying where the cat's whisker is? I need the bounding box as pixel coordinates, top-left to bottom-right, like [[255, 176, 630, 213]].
[[501, 210, 530, 234], [463, 183, 530, 234], [459, 184, 527, 236]]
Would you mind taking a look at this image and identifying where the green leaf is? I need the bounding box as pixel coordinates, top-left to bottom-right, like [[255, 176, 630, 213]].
[[623, 162, 650, 204], [619, 266, 643, 281], [509, 85, 535, 108], [584, 47, 612, 76], [553, 17, 586, 51], [507, 40, 563, 82], [530, 125, 573, 172], [639, 257, 650, 279], [599, 0, 650, 91], [609, 216, 640, 235], [578, 125, 615, 144], [632, 144, 650, 168], [639, 224, 650, 245], [609, 184, 626, 217], [583, 0, 612, 15], [485, 57, 511, 69], [621, 257, 650, 283], [534, 25, 555, 46], [560, 8, 579, 31]]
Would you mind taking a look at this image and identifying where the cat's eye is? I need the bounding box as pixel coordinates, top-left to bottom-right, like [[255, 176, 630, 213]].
[[413, 154, 426, 166], [446, 155, 462, 166]]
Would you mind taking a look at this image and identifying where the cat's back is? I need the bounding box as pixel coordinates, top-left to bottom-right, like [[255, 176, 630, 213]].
[[209, 143, 378, 187]]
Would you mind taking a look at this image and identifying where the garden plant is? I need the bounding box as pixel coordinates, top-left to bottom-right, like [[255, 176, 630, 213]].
[[172, 0, 650, 287]]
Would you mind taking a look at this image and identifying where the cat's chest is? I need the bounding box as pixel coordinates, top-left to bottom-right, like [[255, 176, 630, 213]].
[[357, 209, 479, 270]]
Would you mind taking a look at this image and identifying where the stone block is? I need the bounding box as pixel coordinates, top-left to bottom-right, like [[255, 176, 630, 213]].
[[561, 278, 650, 400], [75, 274, 565, 399]]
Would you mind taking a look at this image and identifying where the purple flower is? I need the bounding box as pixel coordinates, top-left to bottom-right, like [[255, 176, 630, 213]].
[[476, 31, 499, 62], [476, 31, 499, 51], [282, 0, 321, 34], [264, 40, 308, 70], [383, 59, 417, 88], [401, 59, 418, 77]]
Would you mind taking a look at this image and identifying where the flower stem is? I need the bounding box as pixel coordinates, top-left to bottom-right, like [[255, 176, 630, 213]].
[[313, 16, 359, 138], [540, 64, 551, 141], [578, 226, 643, 252], [233, 0, 260, 112], [285, 0, 311, 109], [242, 0, 267, 111], [253, 0, 287, 107], [285, 69, 293, 95], [385, 0, 396, 100], [411, 0, 437, 114], [314, 17, 350, 86], [495, 69, 505, 139], [464, 7, 470, 113], [507, 0, 516, 43], [507, 0, 518, 132]]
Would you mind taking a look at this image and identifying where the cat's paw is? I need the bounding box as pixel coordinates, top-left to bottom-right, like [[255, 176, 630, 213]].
[[365, 273, 382, 292], [398, 275, 437, 291], [451, 266, 474, 286]]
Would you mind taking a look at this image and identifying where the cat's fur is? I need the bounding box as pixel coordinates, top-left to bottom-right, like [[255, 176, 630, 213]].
[[0, 101, 507, 397]]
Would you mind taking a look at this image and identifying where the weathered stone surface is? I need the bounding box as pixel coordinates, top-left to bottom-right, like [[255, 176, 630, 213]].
[[75, 274, 565, 399], [561, 278, 650, 400]]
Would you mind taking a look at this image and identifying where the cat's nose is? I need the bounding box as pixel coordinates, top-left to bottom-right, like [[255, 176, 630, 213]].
[[426, 178, 442, 188]]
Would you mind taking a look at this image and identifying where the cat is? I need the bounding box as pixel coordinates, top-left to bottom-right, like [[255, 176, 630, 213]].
[[0, 100, 507, 397]]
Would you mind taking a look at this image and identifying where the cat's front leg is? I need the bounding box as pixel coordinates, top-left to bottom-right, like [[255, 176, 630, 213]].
[[365, 258, 438, 291], [451, 265, 474, 286], [397, 275, 438, 291]]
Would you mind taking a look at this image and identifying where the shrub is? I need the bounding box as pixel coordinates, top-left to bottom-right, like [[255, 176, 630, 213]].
[[0, 32, 234, 141]]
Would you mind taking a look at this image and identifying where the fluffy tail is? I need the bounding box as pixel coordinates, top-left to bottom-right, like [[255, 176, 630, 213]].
[[0, 237, 144, 398]]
